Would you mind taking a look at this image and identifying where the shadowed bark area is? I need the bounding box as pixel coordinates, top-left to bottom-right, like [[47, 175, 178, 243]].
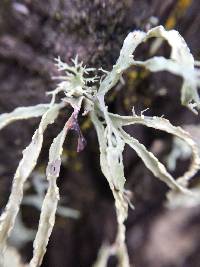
[[0, 0, 200, 266]]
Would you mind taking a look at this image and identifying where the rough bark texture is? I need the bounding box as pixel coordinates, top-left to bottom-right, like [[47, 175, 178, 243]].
[[0, 0, 200, 267]]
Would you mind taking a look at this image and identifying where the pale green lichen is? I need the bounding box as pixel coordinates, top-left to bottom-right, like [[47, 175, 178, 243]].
[[0, 26, 200, 267]]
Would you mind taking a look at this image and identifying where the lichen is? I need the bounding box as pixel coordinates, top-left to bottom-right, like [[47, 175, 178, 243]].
[[0, 25, 200, 267]]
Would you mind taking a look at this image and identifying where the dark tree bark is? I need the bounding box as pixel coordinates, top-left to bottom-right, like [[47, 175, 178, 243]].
[[0, 1, 200, 267]]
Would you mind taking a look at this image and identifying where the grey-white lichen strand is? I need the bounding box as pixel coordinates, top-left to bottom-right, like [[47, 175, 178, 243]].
[[0, 103, 63, 257], [29, 118, 71, 267]]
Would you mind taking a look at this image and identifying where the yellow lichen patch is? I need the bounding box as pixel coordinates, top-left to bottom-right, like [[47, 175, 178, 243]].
[[81, 118, 92, 131], [166, 17, 176, 30], [127, 69, 149, 83], [178, 0, 192, 9], [123, 97, 131, 109], [107, 90, 118, 102], [37, 164, 46, 174], [139, 69, 149, 79], [127, 70, 138, 80], [62, 149, 77, 158], [123, 96, 138, 110], [165, 0, 192, 29], [74, 161, 83, 172]]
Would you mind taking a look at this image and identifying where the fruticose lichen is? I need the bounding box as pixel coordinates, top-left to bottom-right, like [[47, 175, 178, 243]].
[[0, 26, 200, 267]]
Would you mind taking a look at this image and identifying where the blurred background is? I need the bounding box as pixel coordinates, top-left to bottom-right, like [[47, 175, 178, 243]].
[[0, 0, 200, 266]]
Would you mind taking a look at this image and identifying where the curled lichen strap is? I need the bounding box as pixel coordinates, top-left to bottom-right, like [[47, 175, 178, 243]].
[[110, 113, 200, 187], [0, 104, 50, 130], [97, 26, 199, 113]]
